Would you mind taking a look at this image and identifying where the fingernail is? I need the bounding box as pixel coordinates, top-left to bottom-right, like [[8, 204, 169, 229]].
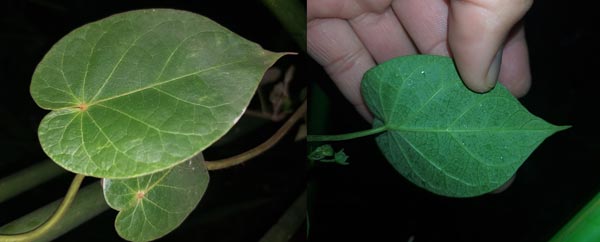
[[485, 48, 503, 88]]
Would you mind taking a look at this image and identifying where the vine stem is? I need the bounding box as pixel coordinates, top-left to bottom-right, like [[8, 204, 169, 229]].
[[204, 100, 306, 170], [259, 189, 306, 242], [306, 125, 388, 142], [0, 174, 85, 242], [0, 160, 66, 203]]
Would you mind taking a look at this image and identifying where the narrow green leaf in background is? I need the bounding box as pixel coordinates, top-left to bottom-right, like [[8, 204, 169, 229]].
[[30, 9, 285, 178], [102, 154, 209, 241], [361, 55, 569, 197]]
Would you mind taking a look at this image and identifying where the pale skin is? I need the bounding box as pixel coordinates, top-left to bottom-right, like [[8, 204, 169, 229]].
[[308, 0, 534, 121]]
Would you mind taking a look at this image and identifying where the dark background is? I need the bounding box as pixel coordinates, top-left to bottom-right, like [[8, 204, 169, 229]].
[[0, 1, 306, 241], [309, 1, 599, 242]]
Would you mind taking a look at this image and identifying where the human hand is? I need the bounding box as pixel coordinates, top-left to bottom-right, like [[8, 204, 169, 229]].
[[308, 0, 533, 121]]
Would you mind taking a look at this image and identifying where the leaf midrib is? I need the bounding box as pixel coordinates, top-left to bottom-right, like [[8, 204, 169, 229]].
[[92, 59, 248, 105], [52, 17, 250, 111], [387, 126, 556, 133]]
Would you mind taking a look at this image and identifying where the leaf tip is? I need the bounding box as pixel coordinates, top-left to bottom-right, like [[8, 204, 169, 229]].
[[555, 125, 572, 132]]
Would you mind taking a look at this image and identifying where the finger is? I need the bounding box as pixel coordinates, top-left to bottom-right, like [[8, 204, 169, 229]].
[[349, 7, 417, 63], [448, 0, 533, 93], [497, 25, 531, 97], [308, 0, 392, 20], [391, 0, 451, 56], [308, 18, 375, 120]]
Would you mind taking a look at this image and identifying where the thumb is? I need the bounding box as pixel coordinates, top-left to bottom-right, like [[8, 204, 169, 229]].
[[448, 0, 532, 93]]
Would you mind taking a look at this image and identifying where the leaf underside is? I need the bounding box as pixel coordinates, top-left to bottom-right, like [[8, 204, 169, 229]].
[[103, 154, 209, 242], [361, 55, 568, 197], [31, 9, 285, 178]]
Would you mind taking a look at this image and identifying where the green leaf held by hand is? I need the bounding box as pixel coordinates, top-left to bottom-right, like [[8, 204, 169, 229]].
[[361, 55, 569, 197]]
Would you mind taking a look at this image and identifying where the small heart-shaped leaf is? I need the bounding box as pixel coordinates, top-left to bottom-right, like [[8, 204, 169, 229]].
[[31, 9, 285, 178], [102, 154, 208, 241], [361, 55, 569, 197]]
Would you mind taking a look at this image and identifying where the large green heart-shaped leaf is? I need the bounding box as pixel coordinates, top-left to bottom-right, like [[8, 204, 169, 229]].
[[361, 55, 569, 197], [103, 154, 209, 241], [31, 9, 285, 178]]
